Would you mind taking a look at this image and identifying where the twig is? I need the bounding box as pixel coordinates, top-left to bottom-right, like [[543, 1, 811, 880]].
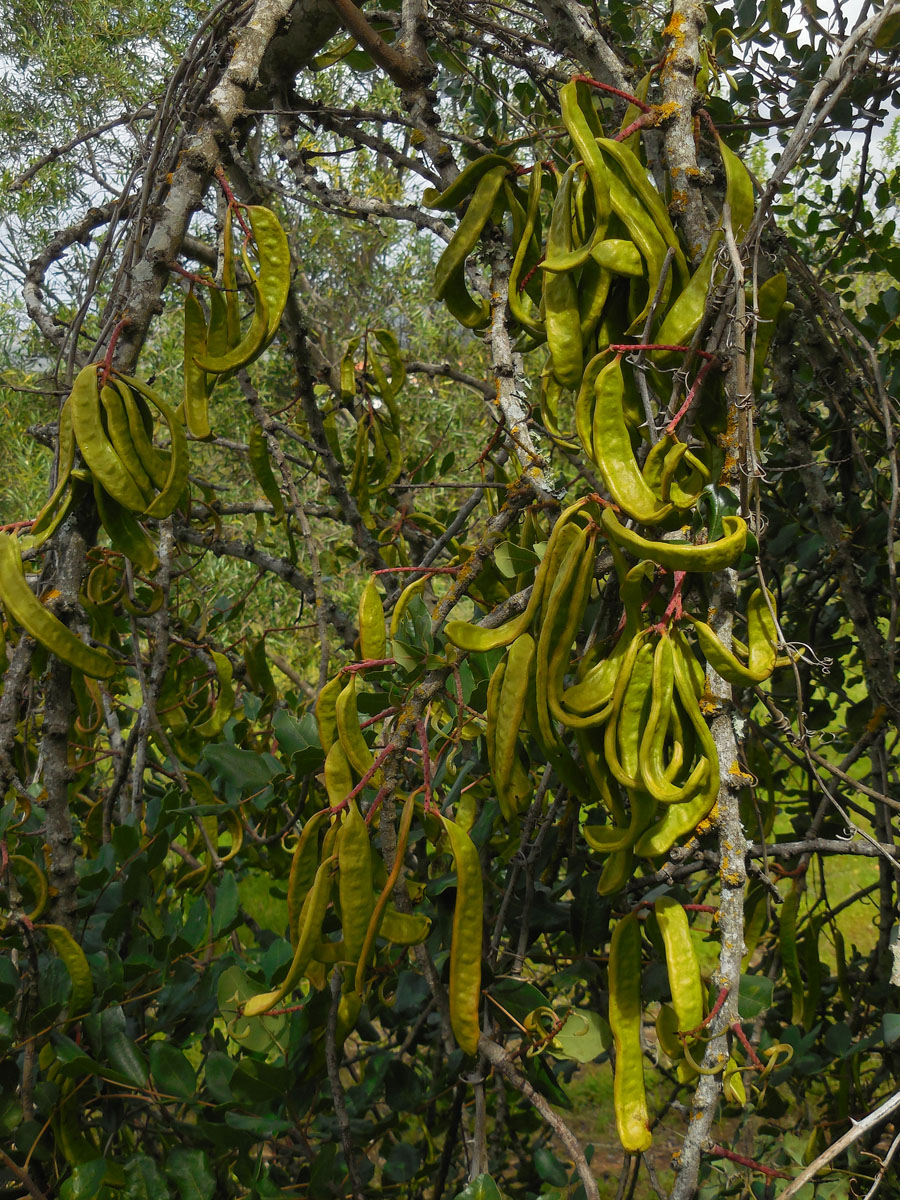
[[777, 1089, 900, 1199], [479, 1034, 600, 1200]]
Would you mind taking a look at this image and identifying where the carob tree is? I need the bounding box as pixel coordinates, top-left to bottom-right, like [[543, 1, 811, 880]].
[[1, 0, 899, 1198]]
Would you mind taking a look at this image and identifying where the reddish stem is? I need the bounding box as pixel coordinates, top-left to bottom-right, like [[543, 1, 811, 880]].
[[608, 343, 714, 360], [98, 317, 131, 388], [341, 657, 397, 674], [615, 113, 656, 142], [570, 74, 651, 113], [706, 1146, 790, 1180], [519, 253, 545, 292], [331, 743, 395, 816], [667, 356, 718, 434], [730, 1021, 765, 1069], [169, 262, 214, 287], [683, 903, 718, 914], [683, 984, 729, 1040], [664, 571, 687, 624], [1, 519, 35, 533], [372, 565, 460, 575], [360, 707, 399, 730]]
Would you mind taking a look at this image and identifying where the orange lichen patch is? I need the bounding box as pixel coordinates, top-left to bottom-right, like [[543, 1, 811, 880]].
[[670, 187, 689, 211], [695, 803, 719, 835], [653, 100, 679, 121], [685, 165, 701, 177], [664, 11, 684, 37]]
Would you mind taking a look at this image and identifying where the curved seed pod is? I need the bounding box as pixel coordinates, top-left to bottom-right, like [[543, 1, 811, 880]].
[[193, 249, 270, 373], [584, 788, 656, 854], [545, 528, 598, 729], [591, 239, 644, 277], [69, 363, 149, 512], [99, 383, 154, 494], [489, 633, 535, 820], [434, 163, 509, 329], [444, 500, 588, 650], [355, 792, 416, 995], [574, 348, 610, 461], [222, 207, 241, 350], [423, 154, 514, 209], [540, 81, 610, 273], [638, 636, 709, 804], [0, 532, 115, 679], [441, 814, 483, 1056], [689, 588, 779, 685], [194, 651, 235, 739], [603, 633, 654, 790], [655, 896, 705, 1035], [390, 575, 426, 638], [543, 164, 584, 389], [379, 906, 431, 945], [634, 633, 719, 857], [287, 810, 331, 944], [508, 165, 546, 338], [590, 357, 673, 524], [609, 913, 652, 1152], [243, 852, 337, 1017], [339, 799, 374, 965], [183, 291, 212, 440], [93, 481, 158, 573], [656, 1003, 684, 1061], [716, 134, 754, 244], [358, 576, 387, 661], [598, 159, 669, 333], [752, 273, 788, 391], [601, 508, 748, 571], [597, 137, 688, 284], [335, 675, 378, 780], [324, 740, 354, 807], [42, 923, 94, 1020], [652, 230, 723, 363], [579, 258, 614, 345], [246, 204, 291, 343], [248, 425, 285, 520], [7, 855, 48, 923], [28, 399, 76, 550], [114, 380, 170, 492], [315, 674, 344, 753], [597, 845, 635, 895], [534, 524, 592, 752], [114, 373, 189, 520]]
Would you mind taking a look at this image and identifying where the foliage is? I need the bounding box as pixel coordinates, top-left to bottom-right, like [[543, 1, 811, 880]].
[[1, 2, 900, 1199]]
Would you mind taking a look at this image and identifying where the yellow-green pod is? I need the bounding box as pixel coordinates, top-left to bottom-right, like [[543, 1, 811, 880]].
[[609, 913, 651, 1152], [42, 923, 94, 1020], [183, 291, 212, 440], [338, 799, 374, 964], [246, 204, 291, 344], [93, 480, 159, 573], [335, 676, 379, 781], [114, 373, 190, 520], [248, 424, 285, 519], [601, 508, 747, 572], [358, 576, 386, 661], [69, 363, 149, 512], [194, 651, 235, 739], [441, 814, 483, 1055], [0, 533, 115, 679], [315, 674, 344, 753], [655, 896, 705, 1035]]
